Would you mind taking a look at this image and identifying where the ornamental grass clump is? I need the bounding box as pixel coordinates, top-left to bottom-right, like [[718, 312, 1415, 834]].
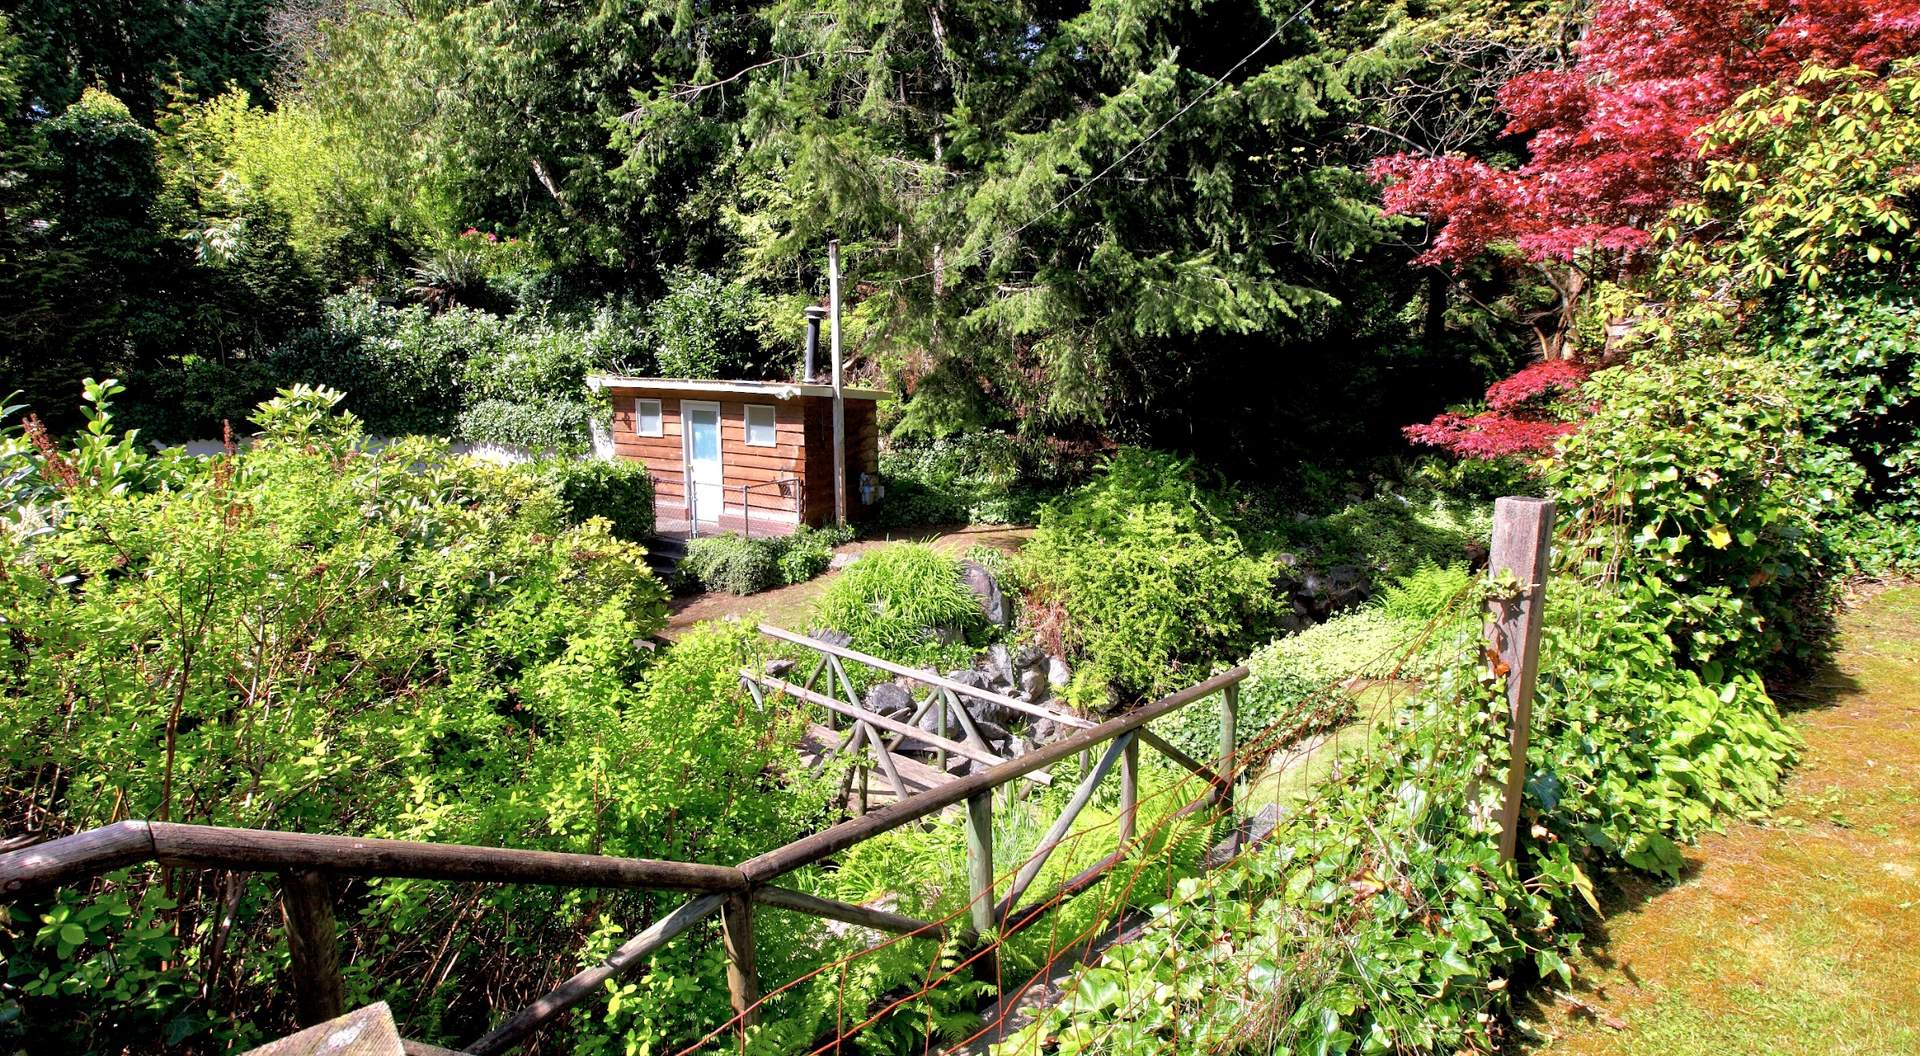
[[811, 543, 983, 674]]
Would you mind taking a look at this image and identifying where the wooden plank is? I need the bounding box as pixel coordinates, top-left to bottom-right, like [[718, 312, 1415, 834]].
[[243, 1002, 404, 1056], [466, 893, 726, 1056], [756, 624, 1095, 730], [1489, 496, 1554, 863], [754, 885, 959, 942], [736, 666, 1247, 886], [743, 671, 1050, 787], [281, 870, 345, 1026]]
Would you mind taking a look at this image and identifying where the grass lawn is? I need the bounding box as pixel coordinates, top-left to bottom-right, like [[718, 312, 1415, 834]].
[[1512, 585, 1920, 1056]]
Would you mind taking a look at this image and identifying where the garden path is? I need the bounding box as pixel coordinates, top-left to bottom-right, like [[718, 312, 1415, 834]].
[[660, 525, 1032, 638], [1514, 584, 1920, 1055]]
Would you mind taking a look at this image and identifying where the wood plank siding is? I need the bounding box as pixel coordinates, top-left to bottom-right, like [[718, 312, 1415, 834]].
[[603, 383, 881, 529]]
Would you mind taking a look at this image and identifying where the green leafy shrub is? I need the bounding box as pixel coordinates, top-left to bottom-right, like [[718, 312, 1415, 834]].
[[1550, 356, 1843, 671], [646, 269, 775, 379], [1020, 449, 1281, 703], [0, 387, 834, 1053], [680, 524, 854, 595], [772, 523, 855, 585], [1758, 286, 1920, 571], [682, 532, 778, 595], [542, 457, 655, 542], [1259, 488, 1491, 585], [1156, 607, 1416, 761], [871, 431, 1093, 529], [812, 543, 984, 673], [1012, 572, 1801, 1056]]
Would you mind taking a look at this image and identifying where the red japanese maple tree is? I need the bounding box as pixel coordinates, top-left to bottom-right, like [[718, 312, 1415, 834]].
[[1404, 360, 1593, 458], [1372, 0, 1920, 270], [1378, 0, 1920, 459]]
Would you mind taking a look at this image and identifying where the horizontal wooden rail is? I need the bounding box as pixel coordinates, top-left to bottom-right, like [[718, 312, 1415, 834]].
[[1, 664, 1247, 1056], [758, 623, 1095, 730], [0, 821, 747, 897], [736, 665, 1248, 886]]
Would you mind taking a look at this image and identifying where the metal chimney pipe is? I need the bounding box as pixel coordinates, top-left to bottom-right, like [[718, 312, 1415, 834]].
[[802, 306, 828, 381]]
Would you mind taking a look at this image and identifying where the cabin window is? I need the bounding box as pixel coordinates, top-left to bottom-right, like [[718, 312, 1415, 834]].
[[744, 404, 777, 447], [635, 398, 663, 437]]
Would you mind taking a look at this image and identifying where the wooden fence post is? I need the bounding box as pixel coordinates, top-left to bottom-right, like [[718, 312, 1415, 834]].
[[1488, 496, 1554, 863], [963, 792, 995, 938], [280, 870, 345, 1027], [722, 893, 759, 1034], [1217, 682, 1239, 853], [1118, 736, 1139, 846]]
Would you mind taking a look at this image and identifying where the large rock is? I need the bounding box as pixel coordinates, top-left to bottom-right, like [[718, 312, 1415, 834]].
[[1015, 644, 1049, 673], [1294, 563, 1372, 619], [944, 668, 1008, 725], [983, 644, 1017, 692], [865, 682, 914, 716], [828, 551, 862, 571], [959, 561, 1011, 628], [1019, 667, 1049, 702], [1046, 656, 1072, 688]]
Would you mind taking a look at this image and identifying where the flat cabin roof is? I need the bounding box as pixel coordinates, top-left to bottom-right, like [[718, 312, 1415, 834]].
[[588, 375, 889, 402]]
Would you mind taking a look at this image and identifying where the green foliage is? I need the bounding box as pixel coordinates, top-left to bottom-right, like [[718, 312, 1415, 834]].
[[812, 543, 984, 673], [1020, 450, 1282, 703], [544, 457, 656, 542], [1158, 607, 1417, 762], [774, 523, 856, 585], [1259, 488, 1492, 586], [0, 388, 837, 1052], [680, 524, 855, 595], [1549, 357, 1843, 671], [1008, 567, 1801, 1056], [647, 270, 776, 379], [125, 291, 651, 450], [1659, 61, 1920, 301], [1378, 559, 1474, 624], [682, 533, 780, 596], [1757, 287, 1920, 571], [871, 432, 1080, 529]]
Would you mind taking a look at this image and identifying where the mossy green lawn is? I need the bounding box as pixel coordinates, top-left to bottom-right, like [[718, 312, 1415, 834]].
[[1517, 585, 1920, 1056]]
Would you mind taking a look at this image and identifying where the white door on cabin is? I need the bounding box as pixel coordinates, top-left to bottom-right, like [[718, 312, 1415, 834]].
[[683, 401, 724, 523]]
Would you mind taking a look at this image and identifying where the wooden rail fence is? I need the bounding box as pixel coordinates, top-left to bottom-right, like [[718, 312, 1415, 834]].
[[0, 497, 1554, 1055]]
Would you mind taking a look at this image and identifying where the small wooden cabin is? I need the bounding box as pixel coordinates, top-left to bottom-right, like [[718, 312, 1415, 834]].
[[589, 376, 885, 536]]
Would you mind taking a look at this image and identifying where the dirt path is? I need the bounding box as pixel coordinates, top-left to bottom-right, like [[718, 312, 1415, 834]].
[[661, 525, 1033, 639], [1516, 585, 1920, 1056]]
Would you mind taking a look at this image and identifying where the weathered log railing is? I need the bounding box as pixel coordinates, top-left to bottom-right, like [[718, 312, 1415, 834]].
[[0, 660, 1247, 1056]]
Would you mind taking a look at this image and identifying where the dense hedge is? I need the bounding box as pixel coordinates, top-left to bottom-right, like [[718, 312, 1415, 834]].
[[679, 524, 855, 595], [545, 457, 655, 542]]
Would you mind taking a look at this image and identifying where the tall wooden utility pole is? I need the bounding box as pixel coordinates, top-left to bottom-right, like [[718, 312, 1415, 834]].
[[828, 239, 847, 526]]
